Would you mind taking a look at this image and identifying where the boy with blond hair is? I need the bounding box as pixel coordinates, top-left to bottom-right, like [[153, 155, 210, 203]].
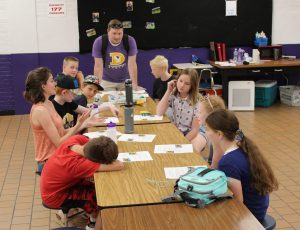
[[62, 56, 84, 89], [150, 55, 175, 102]]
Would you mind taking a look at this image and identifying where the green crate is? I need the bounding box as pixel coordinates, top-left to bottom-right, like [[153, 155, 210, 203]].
[[255, 80, 277, 107]]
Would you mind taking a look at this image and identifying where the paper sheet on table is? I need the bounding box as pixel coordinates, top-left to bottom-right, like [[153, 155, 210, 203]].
[[117, 151, 153, 162], [154, 144, 193, 154], [164, 165, 207, 179], [104, 117, 119, 124], [215, 61, 236, 66], [134, 115, 163, 121], [83, 130, 122, 139], [118, 134, 156, 142]]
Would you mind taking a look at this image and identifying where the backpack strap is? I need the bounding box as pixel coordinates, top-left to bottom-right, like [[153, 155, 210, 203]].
[[174, 191, 232, 208], [197, 168, 215, 177], [101, 34, 130, 66], [122, 34, 130, 54], [101, 34, 109, 66], [175, 191, 206, 208]]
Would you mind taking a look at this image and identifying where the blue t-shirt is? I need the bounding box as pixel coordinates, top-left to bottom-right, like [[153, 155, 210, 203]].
[[218, 148, 269, 222]]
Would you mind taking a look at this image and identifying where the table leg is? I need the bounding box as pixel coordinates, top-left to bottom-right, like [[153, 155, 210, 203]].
[[222, 75, 229, 105]]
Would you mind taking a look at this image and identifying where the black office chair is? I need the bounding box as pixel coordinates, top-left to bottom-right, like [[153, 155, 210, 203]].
[[42, 202, 85, 227], [261, 214, 276, 230]]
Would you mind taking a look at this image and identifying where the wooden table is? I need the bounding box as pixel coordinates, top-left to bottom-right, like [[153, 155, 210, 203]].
[[209, 59, 300, 103], [98, 96, 170, 126], [93, 123, 207, 208], [101, 199, 264, 230]]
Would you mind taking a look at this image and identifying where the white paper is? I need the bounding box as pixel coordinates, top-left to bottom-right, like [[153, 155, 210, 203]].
[[83, 130, 122, 139], [215, 61, 237, 66], [134, 115, 163, 121], [154, 144, 193, 154], [83, 131, 106, 139], [226, 0, 237, 16], [104, 117, 119, 124], [117, 151, 153, 162], [164, 166, 207, 179], [118, 134, 156, 142]]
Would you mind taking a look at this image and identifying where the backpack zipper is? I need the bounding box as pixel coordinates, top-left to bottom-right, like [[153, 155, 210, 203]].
[[181, 176, 222, 185], [178, 186, 212, 195]]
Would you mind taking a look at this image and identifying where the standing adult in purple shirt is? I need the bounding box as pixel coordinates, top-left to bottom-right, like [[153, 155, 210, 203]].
[[92, 19, 143, 91]]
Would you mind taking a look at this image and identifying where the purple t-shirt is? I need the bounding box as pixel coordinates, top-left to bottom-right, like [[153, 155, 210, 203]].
[[92, 35, 138, 83]]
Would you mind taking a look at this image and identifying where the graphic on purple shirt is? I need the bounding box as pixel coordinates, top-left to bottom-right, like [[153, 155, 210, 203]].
[[92, 35, 138, 83]]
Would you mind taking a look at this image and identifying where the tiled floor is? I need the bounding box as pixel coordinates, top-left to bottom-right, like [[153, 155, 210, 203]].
[[0, 103, 300, 229]]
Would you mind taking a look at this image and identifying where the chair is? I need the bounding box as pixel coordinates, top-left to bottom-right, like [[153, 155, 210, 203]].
[[42, 202, 85, 227], [261, 214, 276, 230]]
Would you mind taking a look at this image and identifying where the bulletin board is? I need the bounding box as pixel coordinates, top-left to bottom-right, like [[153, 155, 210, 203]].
[[77, 0, 272, 52]]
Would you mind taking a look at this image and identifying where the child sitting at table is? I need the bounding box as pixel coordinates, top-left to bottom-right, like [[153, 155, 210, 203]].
[[40, 134, 124, 230], [61, 56, 85, 90], [196, 94, 225, 167], [156, 68, 203, 153], [52, 74, 119, 129], [205, 109, 278, 222], [149, 55, 175, 102]]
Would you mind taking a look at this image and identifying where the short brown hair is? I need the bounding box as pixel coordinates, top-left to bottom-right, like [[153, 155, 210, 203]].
[[107, 19, 123, 30], [23, 67, 52, 104], [83, 136, 118, 164]]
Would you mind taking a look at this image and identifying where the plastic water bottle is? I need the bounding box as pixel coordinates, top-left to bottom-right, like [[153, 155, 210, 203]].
[[233, 48, 238, 63], [125, 79, 133, 106], [237, 48, 243, 65], [106, 122, 117, 142], [124, 105, 134, 134]]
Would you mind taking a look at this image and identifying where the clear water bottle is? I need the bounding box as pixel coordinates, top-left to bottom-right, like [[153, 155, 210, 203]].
[[233, 48, 238, 63], [125, 79, 133, 106], [237, 48, 243, 65], [124, 105, 134, 134], [106, 122, 117, 142]]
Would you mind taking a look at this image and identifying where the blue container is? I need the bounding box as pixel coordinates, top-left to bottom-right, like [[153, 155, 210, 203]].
[[255, 80, 277, 107], [254, 37, 268, 46]]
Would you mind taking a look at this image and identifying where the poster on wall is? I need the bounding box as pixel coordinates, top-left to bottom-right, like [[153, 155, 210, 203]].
[[48, 0, 66, 17]]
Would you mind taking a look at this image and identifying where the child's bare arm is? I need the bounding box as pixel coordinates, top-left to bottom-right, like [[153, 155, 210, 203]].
[[97, 160, 124, 172]]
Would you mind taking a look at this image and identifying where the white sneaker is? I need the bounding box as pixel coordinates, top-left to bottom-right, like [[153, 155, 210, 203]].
[[86, 221, 95, 230]]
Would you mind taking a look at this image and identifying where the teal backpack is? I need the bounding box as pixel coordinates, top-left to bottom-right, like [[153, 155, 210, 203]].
[[173, 167, 232, 208]]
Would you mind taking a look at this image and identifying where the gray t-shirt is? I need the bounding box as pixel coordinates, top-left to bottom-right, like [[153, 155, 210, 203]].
[[92, 35, 138, 83]]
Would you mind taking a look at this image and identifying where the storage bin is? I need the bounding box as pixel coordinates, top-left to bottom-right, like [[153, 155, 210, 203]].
[[279, 85, 300, 106], [255, 80, 277, 107]]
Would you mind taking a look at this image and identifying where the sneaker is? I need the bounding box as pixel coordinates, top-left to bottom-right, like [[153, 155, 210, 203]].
[[86, 221, 96, 230]]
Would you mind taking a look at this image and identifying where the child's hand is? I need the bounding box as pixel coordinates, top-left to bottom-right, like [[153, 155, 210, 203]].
[[109, 104, 120, 117], [167, 80, 177, 92], [76, 71, 84, 89], [77, 109, 92, 126], [82, 110, 105, 128]]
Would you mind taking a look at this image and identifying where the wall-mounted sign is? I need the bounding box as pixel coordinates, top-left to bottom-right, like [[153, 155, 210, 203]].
[[48, 0, 66, 17]]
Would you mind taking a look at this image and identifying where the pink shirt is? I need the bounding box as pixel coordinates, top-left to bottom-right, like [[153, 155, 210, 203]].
[[30, 103, 64, 162]]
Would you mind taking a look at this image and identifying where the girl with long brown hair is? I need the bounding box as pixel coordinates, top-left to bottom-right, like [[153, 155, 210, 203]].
[[205, 109, 278, 222], [156, 68, 203, 152]]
